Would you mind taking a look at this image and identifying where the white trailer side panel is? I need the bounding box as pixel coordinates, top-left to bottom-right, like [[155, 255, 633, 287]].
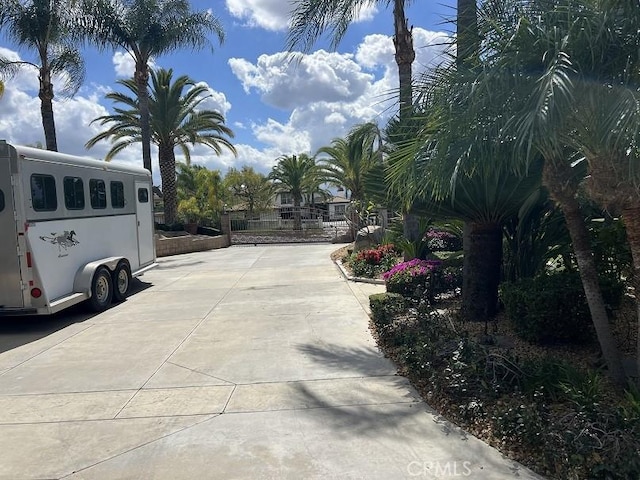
[[27, 215, 138, 302]]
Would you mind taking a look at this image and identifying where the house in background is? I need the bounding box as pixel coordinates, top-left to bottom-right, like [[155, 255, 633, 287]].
[[274, 191, 350, 221]]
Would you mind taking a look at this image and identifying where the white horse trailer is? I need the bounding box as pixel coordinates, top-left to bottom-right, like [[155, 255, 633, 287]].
[[0, 141, 157, 315]]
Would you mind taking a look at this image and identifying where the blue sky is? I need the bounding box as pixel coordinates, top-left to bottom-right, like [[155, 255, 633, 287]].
[[0, 0, 455, 184]]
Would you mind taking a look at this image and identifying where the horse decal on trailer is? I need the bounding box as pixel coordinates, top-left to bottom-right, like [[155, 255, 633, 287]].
[[39, 230, 79, 257]]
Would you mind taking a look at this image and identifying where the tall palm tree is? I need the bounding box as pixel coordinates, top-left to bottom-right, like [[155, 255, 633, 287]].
[[288, 0, 422, 241], [79, 0, 224, 175], [86, 68, 236, 225], [269, 154, 318, 231], [0, 0, 84, 151]]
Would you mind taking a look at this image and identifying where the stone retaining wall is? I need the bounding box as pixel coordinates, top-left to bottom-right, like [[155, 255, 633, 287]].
[[155, 234, 229, 257]]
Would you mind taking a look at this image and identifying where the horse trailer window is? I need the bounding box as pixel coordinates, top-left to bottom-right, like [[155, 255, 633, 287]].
[[64, 177, 85, 210], [110, 181, 125, 208], [31, 174, 57, 211], [137, 187, 149, 203], [0, 189, 4, 212], [89, 179, 107, 209]]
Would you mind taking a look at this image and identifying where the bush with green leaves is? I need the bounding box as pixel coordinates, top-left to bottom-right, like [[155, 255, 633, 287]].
[[346, 244, 398, 278], [369, 300, 640, 480], [369, 293, 406, 325], [500, 271, 623, 344]]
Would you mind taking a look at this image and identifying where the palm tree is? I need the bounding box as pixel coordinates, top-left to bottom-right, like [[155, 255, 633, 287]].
[[0, 0, 84, 150], [471, 0, 632, 384], [288, 0, 422, 242], [79, 0, 224, 175], [388, 60, 543, 321], [269, 154, 318, 231], [316, 122, 382, 204], [86, 68, 236, 225]]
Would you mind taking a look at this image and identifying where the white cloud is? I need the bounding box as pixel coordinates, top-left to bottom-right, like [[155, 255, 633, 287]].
[[225, 0, 292, 31], [112, 51, 135, 78], [224, 27, 452, 173], [112, 51, 156, 79], [225, 0, 377, 31], [229, 50, 374, 109], [192, 82, 232, 116]]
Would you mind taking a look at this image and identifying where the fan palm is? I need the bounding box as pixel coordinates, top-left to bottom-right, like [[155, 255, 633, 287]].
[[0, 0, 84, 151], [471, 0, 640, 384], [86, 68, 236, 225], [388, 61, 543, 321], [79, 0, 224, 175], [269, 154, 318, 231]]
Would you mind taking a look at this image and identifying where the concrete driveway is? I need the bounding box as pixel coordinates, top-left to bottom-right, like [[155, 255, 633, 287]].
[[0, 245, 541, 479]]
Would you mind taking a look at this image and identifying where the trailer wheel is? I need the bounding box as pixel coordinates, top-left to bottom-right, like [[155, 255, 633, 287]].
[[89, 267, 113, 312], [112, 262, 131, 302]]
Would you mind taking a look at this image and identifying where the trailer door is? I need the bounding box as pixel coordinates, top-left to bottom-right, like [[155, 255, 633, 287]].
[[0, 158, 23, 308], [135, 182, 155, 265]]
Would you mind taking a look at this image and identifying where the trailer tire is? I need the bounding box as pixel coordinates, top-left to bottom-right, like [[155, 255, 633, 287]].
[[112, 262, 131, 302], [89, 267, 113, 312]]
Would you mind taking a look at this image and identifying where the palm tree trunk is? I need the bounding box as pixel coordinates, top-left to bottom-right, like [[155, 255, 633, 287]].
[[622, 206, 640, 386], [135, 62, 152, 175], [39, 67, 57, 151], [391, 0, 420, 247], [393, 0, 414, 119], [462, 222, 502, 321], [159, 143, 177, 225], [293, 197, 302, 231], [545, 162, 625, 385], [456, 0, 482, 321]]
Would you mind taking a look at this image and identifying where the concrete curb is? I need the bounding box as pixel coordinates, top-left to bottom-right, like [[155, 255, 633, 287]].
[[334, 260, 386, 285]]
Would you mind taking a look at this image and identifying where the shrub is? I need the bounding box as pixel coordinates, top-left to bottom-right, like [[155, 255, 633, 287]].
[[425, 228, 462, 252], [500, 271, 623, 345], [383, 258, 442, 298], [369, 293, 406, 326], [347, 244, 399, 278]]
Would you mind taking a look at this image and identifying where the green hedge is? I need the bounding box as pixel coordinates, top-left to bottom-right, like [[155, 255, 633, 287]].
[[369, 293, 406, 325], [500, 271, 623, 345]]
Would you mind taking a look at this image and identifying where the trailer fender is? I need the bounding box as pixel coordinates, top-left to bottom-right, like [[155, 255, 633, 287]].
[[73, 257, 126, 296]]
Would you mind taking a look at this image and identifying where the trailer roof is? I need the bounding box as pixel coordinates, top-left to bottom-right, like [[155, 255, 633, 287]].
[[5, 142, 151, 177]]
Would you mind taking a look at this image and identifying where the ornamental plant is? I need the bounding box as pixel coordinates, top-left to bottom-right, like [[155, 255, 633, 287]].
[[425, 228, 462, 252], [347, 244, 399, 278], [383, 258, 443, 299]]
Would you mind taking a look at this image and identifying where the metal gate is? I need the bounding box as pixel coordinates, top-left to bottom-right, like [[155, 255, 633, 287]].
[[229, 206, 351, 244]]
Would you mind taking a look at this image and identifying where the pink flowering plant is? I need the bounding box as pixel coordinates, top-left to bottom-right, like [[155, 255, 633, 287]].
[[382, 258, 443, 298], [425, 228, 462, 252]]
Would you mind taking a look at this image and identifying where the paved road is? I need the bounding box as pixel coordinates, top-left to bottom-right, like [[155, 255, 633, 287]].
[[0, 245, 541, 479]]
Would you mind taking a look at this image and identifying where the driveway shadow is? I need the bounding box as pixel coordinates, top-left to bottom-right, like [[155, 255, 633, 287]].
[[0, 278, 152, 354]]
